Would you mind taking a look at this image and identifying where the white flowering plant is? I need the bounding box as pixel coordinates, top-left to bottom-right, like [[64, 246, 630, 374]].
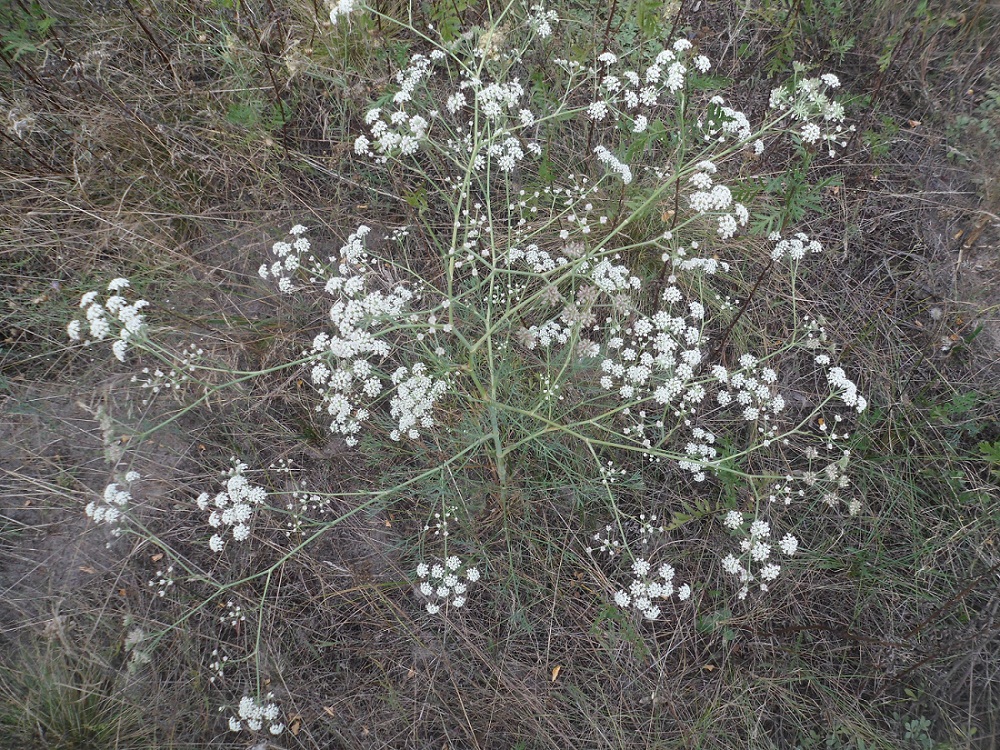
[[262, 5, 862, 589], [69, 2, 868, 603], [55, 1, 884, 742]]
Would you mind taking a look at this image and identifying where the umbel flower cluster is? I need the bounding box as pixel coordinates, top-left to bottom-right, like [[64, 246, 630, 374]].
[[614, 558, 692, 620], [721, 513, 799, 599], [768, 71, 853, 156], [228, 694, 284, 735], [85, 471, 141, 538], [415, 557, 482, 614], [196, 460, 267, 552], [261, 224, 450, 446], [67, 278, 147, 362]]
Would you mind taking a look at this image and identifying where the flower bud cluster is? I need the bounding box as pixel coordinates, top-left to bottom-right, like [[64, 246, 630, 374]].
[[282, 487, 332, 537], [130, 343, 203, 405], [662, 241, 730, 275], [67, 278, 148, 362], [505, 177, 606, 244], [423, 505, 456, 537], [415, 556, 481, 614], [147, 564, 175, 597], [209, 649, 229, 683], [598, 459, 627, 485], [220, 600, 246, 627], [588, 506, 666, 565], [196, 460, 266, 553], [587, 524, 624, 557]]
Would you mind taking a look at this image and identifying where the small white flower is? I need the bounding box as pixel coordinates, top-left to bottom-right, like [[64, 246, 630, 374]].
[[802, 122, 821, 144], [779, 534, 798, 556], [632, 559, 651, 576], [587, 101, 609, 121], [329, 0, 357, 25], [238, 696, 256, 718], [723, 510, 743, 530]]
